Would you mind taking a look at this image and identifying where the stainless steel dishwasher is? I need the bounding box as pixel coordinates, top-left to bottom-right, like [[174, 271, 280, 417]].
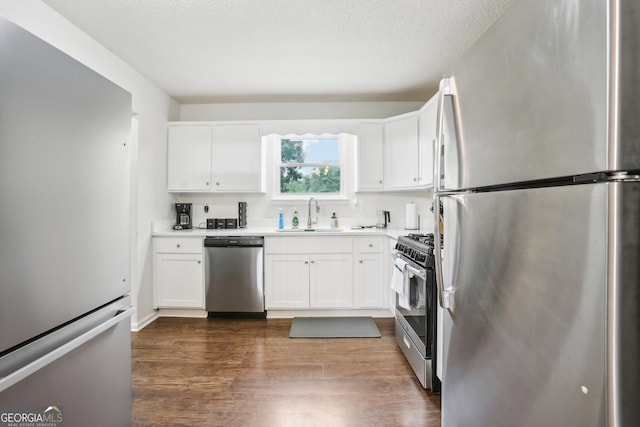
[[204, 236, 265, 318]]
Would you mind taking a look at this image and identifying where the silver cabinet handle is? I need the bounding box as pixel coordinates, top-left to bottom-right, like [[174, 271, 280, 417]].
[[197, 260, 201, 264], [359, 260, 363, 264], [369, 243, 373, 248], [310, 260, 315, 264], [205, 182, 210, 186], [304, 261, 309, 264], [176, 244, 180, 248]]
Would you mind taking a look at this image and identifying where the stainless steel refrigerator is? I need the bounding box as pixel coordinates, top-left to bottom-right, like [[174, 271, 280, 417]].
[[433, 0, 639, 426], [0, 17, 134, 426]]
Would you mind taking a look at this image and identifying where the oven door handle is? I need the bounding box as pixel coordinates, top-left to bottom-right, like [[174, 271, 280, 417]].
[[405, 263, 426, 281], [393, 254, 426, 281]]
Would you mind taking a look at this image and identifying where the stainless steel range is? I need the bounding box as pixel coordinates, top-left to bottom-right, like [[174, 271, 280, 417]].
[[393, 233, 440, 392]]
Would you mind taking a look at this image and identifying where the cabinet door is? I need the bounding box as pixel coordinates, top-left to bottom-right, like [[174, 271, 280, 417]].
[[384, 115, 419, 189], [167, 126, 212, 192], [309, 254, 354, 308], [153, 253, 204, 308], [265, 255, 310, 309], [354, 253, 384, 308], [418, 94, 438, 188], [357, 123, 384, 190], [212, 125, 262, 192]]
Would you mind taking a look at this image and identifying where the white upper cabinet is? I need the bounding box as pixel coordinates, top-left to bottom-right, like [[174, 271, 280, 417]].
[[167, 124, 263, 193], [356, 93, 439, 192], [212, 125, 262, 192], [357, 123, 385, 190], [383, 112, 420, 190], [418, 93, 438, 188], [167, 126, 212, 192]]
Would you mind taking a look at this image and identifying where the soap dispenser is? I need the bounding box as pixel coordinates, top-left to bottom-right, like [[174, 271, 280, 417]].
[[292, 208, 299, 229], [330, 212, 339, 229], [278, 208, 284, 229]]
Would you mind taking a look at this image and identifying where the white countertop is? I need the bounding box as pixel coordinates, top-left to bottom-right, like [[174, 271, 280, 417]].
[[152, 226, 407, 240]]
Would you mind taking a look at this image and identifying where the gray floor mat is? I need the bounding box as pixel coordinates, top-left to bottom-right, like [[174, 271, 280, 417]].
[[289, 316, 381, 338]]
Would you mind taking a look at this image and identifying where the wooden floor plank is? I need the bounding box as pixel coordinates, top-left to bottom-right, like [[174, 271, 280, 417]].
[[132, 317, 441, 426]]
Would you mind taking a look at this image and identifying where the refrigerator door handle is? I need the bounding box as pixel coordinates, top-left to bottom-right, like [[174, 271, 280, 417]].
[[434, 194, 454, 310], [434, 76, 456, 193], [434, 79, 446, 192], [433, 77, 461, 193], [0, 306, 134, 393]]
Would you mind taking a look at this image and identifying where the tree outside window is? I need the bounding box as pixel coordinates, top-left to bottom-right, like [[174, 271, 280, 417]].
[[279, 137, 342, 194]]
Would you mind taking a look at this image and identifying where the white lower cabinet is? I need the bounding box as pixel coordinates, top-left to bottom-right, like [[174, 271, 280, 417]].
[[152, 235, 387, 313], [265, 254, 310, 309], [354, 253, 384, 308], [153, 237, 204, 309], [354, 237, 385, 308], [309, 254, 353, 308], [265, 236, 384, 310]]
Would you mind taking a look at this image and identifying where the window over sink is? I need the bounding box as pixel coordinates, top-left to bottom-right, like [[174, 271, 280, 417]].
[[273, 134, 348, 199]]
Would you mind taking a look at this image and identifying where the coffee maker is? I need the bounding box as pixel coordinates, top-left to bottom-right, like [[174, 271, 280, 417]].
[[174, 203, 192, 230]]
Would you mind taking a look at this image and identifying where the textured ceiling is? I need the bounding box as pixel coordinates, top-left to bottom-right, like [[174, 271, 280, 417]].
[[42, 0, 512, 103]]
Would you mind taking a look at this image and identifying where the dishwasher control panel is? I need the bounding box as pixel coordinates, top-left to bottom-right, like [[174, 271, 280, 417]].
[[204, 236, 264, 247]]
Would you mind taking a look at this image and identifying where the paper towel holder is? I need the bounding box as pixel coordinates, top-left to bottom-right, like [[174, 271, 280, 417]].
[[405, 202, 420, 230], [405, 215, 420, 230]]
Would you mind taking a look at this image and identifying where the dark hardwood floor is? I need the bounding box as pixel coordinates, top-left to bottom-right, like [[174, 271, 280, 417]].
[[131, 317, 441, 426]]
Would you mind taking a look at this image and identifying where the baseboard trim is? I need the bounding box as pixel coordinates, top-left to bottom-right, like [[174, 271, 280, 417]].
[[131, 311, 158, 332], [157, 308, 208, 318], [267, 309, 393, 319]]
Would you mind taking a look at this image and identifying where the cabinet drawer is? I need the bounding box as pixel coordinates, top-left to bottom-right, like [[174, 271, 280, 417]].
[[154, 237, 203, 254], [357, 237, 384, 253], [265, 236, 353, 254]]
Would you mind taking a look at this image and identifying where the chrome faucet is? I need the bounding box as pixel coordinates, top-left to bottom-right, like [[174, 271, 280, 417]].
[[307, 197, 320, 228]]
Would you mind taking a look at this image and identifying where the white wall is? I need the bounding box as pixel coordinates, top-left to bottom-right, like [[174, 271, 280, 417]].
[[0, 1, 179, 330], [181, 191, 435, 234]]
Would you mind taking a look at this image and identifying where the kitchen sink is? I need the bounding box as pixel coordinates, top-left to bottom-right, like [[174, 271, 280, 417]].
[[275, 228, 344, 232]]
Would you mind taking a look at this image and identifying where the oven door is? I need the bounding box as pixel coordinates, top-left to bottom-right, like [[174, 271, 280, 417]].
[[394, 252, 440, 391], [395, 256, 433, 359]]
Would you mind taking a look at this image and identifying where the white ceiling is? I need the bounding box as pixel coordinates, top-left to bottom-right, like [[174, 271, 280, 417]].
[[42, 0, 512, 103]]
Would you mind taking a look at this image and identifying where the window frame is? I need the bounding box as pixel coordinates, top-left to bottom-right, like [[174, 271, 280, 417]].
[[272, 134, 348, 201]]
